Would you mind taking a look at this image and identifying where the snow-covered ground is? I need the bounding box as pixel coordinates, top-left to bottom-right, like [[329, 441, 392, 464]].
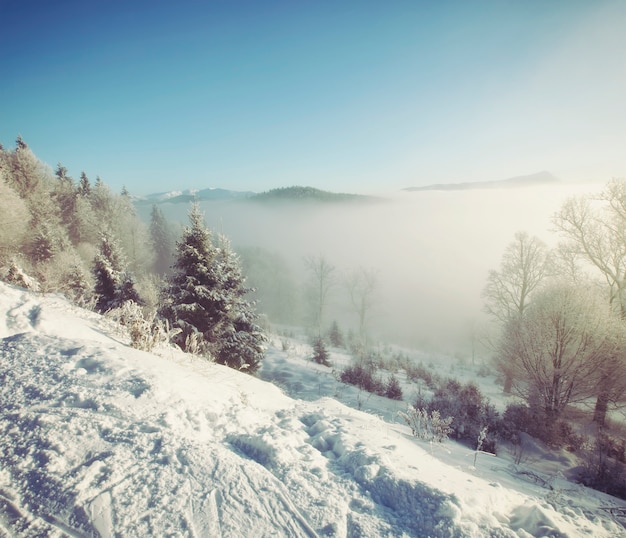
[[0, 282, 625, 537]]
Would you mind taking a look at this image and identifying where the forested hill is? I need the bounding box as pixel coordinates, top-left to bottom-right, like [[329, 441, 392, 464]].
[[250, 186, 383, 203], [0, 135, 266, 373]]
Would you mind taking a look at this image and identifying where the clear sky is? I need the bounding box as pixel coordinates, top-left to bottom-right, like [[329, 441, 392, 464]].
[[1, 0, 625, 195]]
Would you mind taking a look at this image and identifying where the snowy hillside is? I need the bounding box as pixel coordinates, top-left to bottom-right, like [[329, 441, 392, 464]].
[[0, 282, 625, 537]]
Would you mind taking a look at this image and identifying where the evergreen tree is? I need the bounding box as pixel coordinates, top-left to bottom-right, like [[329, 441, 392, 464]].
[[311, 335, 331, 366], [215, 235, 266, 371], [93, 232, 141, 312], [328, 320, 345, 348], [385, 375, 403, 401], [159, 204, 225, 355], [15, 135, 27, 151], [159, 205, 265, 371], [78, 172, 91, 197], [117, 270, 143, 305], [0, 170, 29, 260], [150, 204, 175, 275], [52, 168, 80, 244], [30, 221, 61, 263], [63, 258, 92, 306], [55, 162, 71, 183]]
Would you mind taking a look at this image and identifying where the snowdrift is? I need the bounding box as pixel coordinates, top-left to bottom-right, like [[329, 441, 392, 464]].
[[0, 282, 624, 537]]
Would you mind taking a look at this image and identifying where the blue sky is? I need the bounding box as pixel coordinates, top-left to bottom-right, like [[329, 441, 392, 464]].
[[1, 0, 625, 195]]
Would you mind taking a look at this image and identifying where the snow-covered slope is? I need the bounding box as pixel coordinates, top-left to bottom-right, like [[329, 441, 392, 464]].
[[0, 282, 624, 537]]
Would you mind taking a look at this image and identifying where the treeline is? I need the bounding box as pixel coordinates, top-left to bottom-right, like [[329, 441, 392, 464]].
[[0, 136, 264, 372]]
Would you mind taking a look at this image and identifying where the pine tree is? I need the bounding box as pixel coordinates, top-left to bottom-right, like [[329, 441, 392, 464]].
[[159, 205, 266, 371], [311, 335, 330, 366], [30, 221, 61, 263], [159, 204, 225, 355], [78, 172, 91, 197], [93, 232, 141, 312], [117, 270, 143, 305], [64, 259, 92, 306], [150, 204, 175, 275], [328, 320, 345, 348], [215, 235, 266, 371], [15, 135, 27, 151]]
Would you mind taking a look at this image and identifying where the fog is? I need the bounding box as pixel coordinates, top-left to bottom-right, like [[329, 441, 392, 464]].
[[143, 182, 602, 352]]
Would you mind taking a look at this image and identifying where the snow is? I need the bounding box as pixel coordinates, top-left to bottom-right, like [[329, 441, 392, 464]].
[[0, 282, 625, 537]]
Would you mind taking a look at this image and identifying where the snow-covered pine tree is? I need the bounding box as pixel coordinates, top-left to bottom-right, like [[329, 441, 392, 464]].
[[117, 270, 144, 306], [93, 232, 122, 312], [158, 204, 226, 356], [93, 232, 141, 312], [30, 221, 60, 263], [214, 235, 266, 372], [159, 205, 265, 371]]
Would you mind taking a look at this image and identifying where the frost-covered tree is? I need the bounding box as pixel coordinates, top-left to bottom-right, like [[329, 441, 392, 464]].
[[6, 136, 48, 198], [0, 169, 29, 260], [93, 232, 141, 312], [214, 235, 266, 371], [554, 180, 626, 318], [483, 231, 550, 323], [498, 284, 621, 426], [30, 221, 62, 263], [159, 205, 265, 371], [159, 204, 226, 355], [483, 231, 551, 392], [78, 171, 91, 197]]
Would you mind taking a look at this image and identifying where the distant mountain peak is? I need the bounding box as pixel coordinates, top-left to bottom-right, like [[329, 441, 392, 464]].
[[134, 187, 255, 205], [404, 171, 559, 192]]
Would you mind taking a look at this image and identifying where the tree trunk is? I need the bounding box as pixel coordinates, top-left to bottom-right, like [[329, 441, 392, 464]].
[[593, 391, 610, 427]]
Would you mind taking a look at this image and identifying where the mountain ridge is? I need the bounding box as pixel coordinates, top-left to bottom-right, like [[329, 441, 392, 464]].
[[404, 171, 559, 192]]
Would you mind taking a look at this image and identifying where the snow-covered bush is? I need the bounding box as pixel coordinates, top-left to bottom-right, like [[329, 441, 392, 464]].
[[108, 301, 165, 352], [426, 379, 499, 453], [399, 407, 453, 443], [4, 259, 40, 291]]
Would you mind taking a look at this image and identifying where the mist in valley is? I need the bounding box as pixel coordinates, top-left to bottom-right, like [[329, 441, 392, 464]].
[[138, 181, 601, 353]]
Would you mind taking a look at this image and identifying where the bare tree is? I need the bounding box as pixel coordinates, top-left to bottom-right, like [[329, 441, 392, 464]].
[[554, 180, 626, 318], [482, 231, 551, 392], [345, 267, 378, 348], [304, 255, 336, 336], [498, 284, 621, 426], [553, 180, 626, 424], [483, 231, 551, 323]]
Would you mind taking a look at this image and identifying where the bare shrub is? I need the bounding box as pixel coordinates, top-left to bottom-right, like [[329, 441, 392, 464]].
[[107, 301, 167, 352], [399, 407, 453, 443]]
